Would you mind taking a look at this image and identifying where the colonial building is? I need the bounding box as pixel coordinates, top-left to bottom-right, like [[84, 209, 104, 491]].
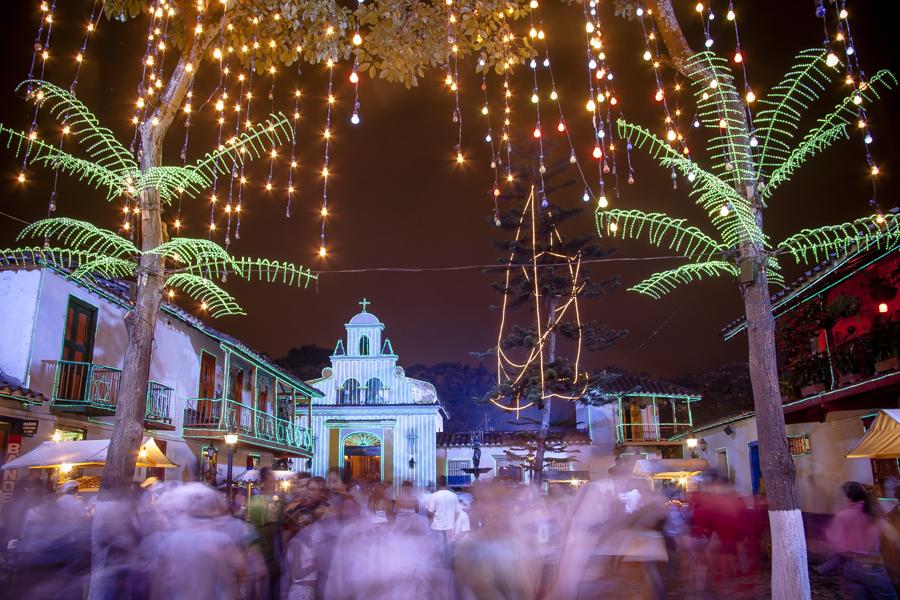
[[687, 241, 899, 516], [0, 264, 319, 502], [303, 301, 445, 489]]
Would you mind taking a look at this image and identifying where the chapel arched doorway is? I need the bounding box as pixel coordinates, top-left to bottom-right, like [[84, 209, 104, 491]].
[[342, 432, 382, 482]]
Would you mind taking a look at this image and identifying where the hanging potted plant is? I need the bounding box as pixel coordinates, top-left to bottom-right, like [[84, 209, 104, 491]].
[[871, 318, 900, 373]]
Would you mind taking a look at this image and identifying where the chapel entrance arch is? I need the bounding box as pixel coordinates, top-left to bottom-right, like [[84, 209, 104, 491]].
[[342, 431, 382, 482]]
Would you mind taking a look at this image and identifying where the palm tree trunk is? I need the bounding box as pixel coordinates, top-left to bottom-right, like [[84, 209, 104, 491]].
[[89, 24, 218, 598], [743, 268, 810, 600], [646, 2, 811, 597]]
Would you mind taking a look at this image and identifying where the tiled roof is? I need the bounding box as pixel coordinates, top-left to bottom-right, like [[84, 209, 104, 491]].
[[0, 378, 47, 403], [436, 429, 592, 447], [591, 372, 699, 398]]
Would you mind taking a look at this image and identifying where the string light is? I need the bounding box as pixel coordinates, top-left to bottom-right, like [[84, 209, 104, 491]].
[[319, 60, 335, 260]]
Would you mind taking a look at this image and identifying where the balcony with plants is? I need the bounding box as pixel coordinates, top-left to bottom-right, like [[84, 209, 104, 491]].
[[778, 294, 900, 401]]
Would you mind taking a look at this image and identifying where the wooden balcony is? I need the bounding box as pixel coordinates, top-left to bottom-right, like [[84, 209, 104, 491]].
[[50, 360, 175, 430], [182, 397, 313, 457], [616, 421, 693, 444]]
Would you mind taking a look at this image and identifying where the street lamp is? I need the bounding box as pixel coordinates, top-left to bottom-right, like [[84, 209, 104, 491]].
[[224, 431, 238, 511]]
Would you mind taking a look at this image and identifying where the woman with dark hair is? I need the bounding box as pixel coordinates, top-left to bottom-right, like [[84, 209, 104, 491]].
[[826, 481, 898, 600]]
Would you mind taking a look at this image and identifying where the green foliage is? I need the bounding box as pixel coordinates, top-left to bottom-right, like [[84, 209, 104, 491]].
[[762, 69, 898, 199], [5, 219, 316, 318], [164, 273, 244, 318], [754, 49, 834, 173], [595, 209, 724, 262], [0, 125, 127, 200], [23, 81, 138, 176], [629, 261, 738, 300], [102, 0, 536, 87], [606, 48, 896, 301], [18, 218, 138, 259], [778, 214, 900, 264], [684, 52, 754, 188], [189, 114, 293, 183], [616, 121, 760, 248], [1, 81, 292, 205]]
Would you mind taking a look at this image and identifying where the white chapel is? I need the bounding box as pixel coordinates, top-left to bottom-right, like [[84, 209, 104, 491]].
[[301, 300, 445, 489]]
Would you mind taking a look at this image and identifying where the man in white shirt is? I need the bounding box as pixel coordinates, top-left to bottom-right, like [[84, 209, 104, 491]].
[[426, 477, 460, 549]]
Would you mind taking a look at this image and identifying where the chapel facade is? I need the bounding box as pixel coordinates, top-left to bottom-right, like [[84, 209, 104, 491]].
[[302, 300, 444, 489]]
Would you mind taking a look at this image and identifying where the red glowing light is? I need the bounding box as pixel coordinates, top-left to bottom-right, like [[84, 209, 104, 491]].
[[878, 302, 889, 314]]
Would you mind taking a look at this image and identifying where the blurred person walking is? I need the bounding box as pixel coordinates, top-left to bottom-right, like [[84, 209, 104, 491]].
[[427, 477, 460, 551], [826, 481, 898, 600]]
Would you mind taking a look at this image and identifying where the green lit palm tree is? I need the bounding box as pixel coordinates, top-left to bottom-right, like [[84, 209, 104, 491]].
[[598, 50, 898, 299], [0, 80, 314, 315], [597, 48, 897, 595]]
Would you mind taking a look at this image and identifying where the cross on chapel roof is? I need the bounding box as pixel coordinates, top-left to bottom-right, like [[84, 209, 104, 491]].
[[358, 298, 371, 312]]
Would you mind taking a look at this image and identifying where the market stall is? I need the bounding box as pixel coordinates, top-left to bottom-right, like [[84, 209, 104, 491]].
[[846, 409, 900, 459]]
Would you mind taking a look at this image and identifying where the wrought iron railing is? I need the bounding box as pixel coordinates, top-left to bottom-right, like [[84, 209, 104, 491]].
[[145, 381, 174, 424], [52, 360, 121, 408], [615, 421, 693, 443], [51, 361, 173, 425], [183, 397, 313, 453]]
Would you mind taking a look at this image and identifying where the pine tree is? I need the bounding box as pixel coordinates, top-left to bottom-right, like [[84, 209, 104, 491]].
[[487, 142, 625, 484]]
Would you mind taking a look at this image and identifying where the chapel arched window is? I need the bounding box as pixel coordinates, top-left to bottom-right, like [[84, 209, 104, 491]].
[[339, 378, 361, 405], [359, 335, 370, 356], [365, 378, 385, 404]]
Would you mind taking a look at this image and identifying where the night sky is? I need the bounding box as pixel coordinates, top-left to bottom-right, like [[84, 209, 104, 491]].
[[1, 1, 898, 381]]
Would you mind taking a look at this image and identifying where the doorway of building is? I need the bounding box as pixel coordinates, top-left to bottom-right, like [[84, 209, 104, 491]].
[[343, 432, 381, 482]]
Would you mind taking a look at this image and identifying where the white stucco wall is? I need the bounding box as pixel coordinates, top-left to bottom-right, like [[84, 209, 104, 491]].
[[693, 410, 876, 515], [0, 269, 42, 384]]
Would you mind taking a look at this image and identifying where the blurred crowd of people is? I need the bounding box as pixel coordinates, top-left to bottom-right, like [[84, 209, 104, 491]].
[[1, 467, 899, 600]]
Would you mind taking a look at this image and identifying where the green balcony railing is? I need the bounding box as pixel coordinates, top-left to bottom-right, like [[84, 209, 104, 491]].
[[50, 360, 173, 427], [51, 360, 121, 409], [183, 397, 313, 454], [146, 381, 174, 427]]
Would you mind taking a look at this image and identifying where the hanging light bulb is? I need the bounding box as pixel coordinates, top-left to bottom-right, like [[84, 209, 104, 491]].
[[826, 52, 840, 68], [592, 146, 602, 159], [654, 89, 664, 102], [582, 190, 590, 202], [733, 51, 743, 63], [352, 33, 362, 46], [598, 195, 608, 208], [318, 245, 327, 258], [726, 9, 735, 20], [349, 71, 359, 84], [608, 222, 618, 233], [17, 172, 26, 183], [569, 152, 577, 164], [749, 136, 759, 147], [585, 99, 596, 112], [864, 133, 873, 144], [666, 130, 677, 142], [557, 121, 565, 132], [350, 112, 360, 125], [719, 204, 731, 217], [745, 90, 756, 103], [531, 93, 539, 103], [532, 126, 541, 138]]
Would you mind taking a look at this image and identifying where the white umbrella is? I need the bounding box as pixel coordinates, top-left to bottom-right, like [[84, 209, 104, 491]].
[[1, 437, 177, 470]]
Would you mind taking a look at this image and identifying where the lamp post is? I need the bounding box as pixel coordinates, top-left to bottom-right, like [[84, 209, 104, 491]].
[[686, 436, 699, 459], [224, 431, 238, 510]]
